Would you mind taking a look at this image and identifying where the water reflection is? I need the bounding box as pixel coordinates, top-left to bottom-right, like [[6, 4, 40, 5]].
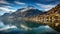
[[42, 19, 60, 32], [0, 20, 60, 34]]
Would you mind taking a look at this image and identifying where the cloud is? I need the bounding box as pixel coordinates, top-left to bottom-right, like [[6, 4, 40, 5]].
[[4, 6, 13, 8], [36, 3, 56, 11], [0, 6, 16, 13], [14, 1, 26, 5], [0, 0, 10, 4], [0, 7, 10, 12]]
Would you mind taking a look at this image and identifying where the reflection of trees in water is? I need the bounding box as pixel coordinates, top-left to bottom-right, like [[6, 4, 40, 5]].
[[44, 19, 60, 32]]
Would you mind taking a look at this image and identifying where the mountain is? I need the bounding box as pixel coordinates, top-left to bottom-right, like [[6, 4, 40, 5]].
[[11, 6, 43, 17], [0, 6, 43, 22], [2, 13, 10, 16], [22, 8, 43, 17], [47, 4, 60, 14]]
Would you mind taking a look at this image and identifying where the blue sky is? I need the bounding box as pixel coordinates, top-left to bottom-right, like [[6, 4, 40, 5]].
[[0, 0, 60, 15]]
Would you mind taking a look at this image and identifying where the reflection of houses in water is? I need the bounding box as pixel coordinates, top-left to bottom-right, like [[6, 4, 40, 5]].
[[26, 4, 60, 32]]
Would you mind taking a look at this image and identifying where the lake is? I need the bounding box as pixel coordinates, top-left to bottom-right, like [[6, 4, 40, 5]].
[[0, 20, 60, 34]]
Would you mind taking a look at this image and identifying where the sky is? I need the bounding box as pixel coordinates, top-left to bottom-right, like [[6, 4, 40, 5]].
[[0, 0, 60, 15]]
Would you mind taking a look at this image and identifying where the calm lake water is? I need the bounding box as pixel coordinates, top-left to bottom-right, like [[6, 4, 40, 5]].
[[0, 20, 60, 34]]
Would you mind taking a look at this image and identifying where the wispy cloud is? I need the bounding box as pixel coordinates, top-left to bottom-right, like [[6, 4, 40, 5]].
[[0, 0, 10, 4], [4, 6, 13, 8], [14, 1, 26, 5], [0, 6, 16, 13], [36, 3, 56, 11], [0, 7, 10, 12]]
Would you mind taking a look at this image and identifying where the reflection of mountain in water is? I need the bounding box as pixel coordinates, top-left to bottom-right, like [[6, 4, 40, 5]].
[[0, 21, 59, 34]]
